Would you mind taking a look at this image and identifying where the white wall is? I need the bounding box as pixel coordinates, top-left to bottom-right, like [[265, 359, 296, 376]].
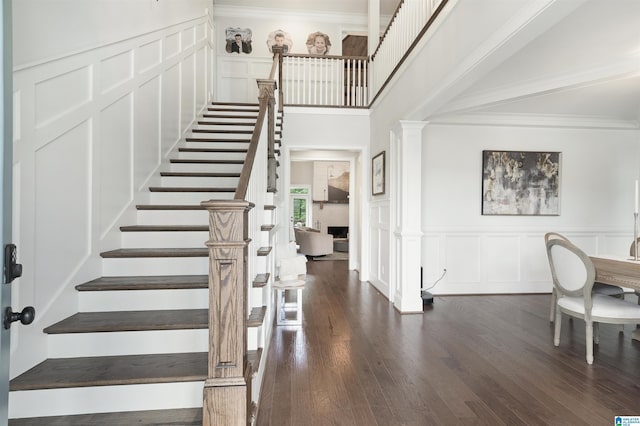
[[422, 124, 640, 295], [283, 107, 369, 273], [11, 0, 213, 376], [213, 6, 369, 103]]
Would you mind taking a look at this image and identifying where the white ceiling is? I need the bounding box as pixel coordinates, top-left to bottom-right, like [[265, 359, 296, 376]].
[[212, 0, 400, 16], [213, 0, 640, 129]]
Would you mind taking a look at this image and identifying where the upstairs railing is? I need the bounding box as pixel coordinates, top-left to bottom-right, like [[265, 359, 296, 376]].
[[282, 54, 368, 107], [201, 47, 282, 425], [280, 0, 448, 108]]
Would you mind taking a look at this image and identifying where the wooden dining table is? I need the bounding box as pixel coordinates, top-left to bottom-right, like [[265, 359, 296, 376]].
[[590, 255, 640, 341]]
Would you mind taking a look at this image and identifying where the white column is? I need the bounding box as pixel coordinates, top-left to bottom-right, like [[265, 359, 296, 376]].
[[391, 121, 426, 313], [368, 0, 380, 57]]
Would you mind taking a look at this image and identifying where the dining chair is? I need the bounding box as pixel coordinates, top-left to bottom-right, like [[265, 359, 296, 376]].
[[546, 238, 640, 364], [545, 232, 624, 322]]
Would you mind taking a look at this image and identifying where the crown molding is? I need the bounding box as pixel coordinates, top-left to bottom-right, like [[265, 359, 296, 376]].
[[212, 4, 369, 25], [428, 112, 640, 130]]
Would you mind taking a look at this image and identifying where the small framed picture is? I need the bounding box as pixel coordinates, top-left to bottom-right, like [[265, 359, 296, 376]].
[[372, 151, 385, 196]]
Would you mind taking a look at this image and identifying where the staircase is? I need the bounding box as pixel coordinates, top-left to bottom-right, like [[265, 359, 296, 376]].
[[8, 102, 279, 425]]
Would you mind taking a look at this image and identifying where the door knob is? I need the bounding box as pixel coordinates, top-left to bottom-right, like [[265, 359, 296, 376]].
[[4, 306, 35, 329]]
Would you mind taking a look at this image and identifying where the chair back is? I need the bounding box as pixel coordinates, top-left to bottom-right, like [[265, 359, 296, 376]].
[[630, 237, 640, 257], [546, 238, 596, 302], [544, 232, 570, 244]]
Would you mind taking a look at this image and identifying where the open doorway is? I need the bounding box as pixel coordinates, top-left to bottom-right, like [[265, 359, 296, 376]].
[[288, 150, 359, 268]]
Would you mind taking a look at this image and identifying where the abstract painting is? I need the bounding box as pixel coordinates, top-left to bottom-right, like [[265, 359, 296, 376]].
[[482, 150, 560, 215]]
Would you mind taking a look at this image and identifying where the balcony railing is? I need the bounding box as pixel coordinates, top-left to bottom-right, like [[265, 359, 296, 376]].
[[282, 54, 368, 108], [281, 0, 448, 108]]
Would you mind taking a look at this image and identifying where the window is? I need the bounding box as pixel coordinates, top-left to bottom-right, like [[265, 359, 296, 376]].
[[290, 186, 311, 228]]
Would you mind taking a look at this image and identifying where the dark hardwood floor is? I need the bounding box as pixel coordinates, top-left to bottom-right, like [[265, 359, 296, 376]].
[[257, 260, 640, 426]]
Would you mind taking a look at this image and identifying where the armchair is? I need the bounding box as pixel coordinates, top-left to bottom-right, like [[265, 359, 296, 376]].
[[293, 227, 333, 257]]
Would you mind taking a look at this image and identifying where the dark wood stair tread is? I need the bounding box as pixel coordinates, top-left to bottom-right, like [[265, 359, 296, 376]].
[[44, 309, 207, 334], [10, 352, 207, 391], [253, 273, 270, 288], [257, 247, 272, 256], [160, 171, 241, 177], [261, 224, 275, 232], [100, 248, 208, 258], [8, 407, 202, 426], [264, 205, 276, 210], [185, 137, 251, 143], [192, 129, 253, 134], [203, 114, 257, 119], [148, 186, 236, 192], [197, 121, 256, 126], [136, 204, 205, 210], [169, 159, 244, 164], [210, 101, 258, 106], [75, 275, 208, 291], [178, 147, 248, 153], [120, 225, 208, 232], [247, 306, 267, 327]]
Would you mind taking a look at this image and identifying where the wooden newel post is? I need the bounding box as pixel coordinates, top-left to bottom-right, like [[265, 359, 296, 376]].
[[257, 79, 278, 193], [201, 199, 254, 426]]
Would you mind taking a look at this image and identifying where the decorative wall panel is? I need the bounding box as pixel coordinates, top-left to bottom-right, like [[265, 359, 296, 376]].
[[164, 31, 181, 59], [134, 76, 161, 190], [100, 94, 133, 236], [101, 50, 133, 94], [137, 40, 162, 74], [181, 54, 196, 134], [35, 121, 91, 306], [161, 63, 181, 155], [485, 236, 520, 282], [35, 66, 91, 127]]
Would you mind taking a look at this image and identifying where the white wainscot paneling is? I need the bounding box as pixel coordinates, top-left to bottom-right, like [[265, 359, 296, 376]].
[[484, 236, 520, 283], [100, 50, 133, 94], [600, 234, 634, 256], [196, 47, 207, 111], [100, 94, 133, 236], [220, 78, 250, 103], [379, 229, 390, 283], [369, 224, 379, 279], [161, 63, 181, 155], [35, 66, 91, 127], [445, 235, 480, 284], [35, 121, 91, 307], [221, 60, 248, 75], [522, 235, 551, 285], [181, 54, 196, 132], [137, 39, 162, 74], [568, 234, 598, 255], [196, 22, 207, 42], [164, 31, 181, 60], [14, 89, 21, 141], [134, 76, 161, 190], [422, 235, 442, 282], [379, 204, 390, 225], [183, 27, 195, 49]]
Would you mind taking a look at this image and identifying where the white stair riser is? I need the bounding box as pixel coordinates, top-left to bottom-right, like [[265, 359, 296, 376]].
[[184, 140, 250, 150], [121, 231, 209, 248], [177, 151, 246, 161], [169, 162, 243, 173], [196, 124, 255, 131], [149, 192, 234, 204], [190, 132, 252, 140], [48, 329, 208, 358], [9, 382, 203, 419], [79, 289, 209, 311], [136, 210, 209, 225], [102, 257, 208, 276], [160, 176, 239, 187]]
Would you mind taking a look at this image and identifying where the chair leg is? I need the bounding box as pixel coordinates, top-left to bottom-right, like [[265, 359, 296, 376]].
[[593, 322, 599, 344], [554, 309, 562, 346], [549, 288, 557, 322], [585, 321, 594, 365]]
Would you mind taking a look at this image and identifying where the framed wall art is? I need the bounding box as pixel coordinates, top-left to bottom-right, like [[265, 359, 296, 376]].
[[482, 150, 560, 215], [372, 151, 385, 196]]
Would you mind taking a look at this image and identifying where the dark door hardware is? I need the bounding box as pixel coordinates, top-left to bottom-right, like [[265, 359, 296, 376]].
[[4, 306, 35, 329], [4, 244, 23, 284]]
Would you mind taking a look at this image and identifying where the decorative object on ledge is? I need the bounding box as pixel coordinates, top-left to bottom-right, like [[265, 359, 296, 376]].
[[225, 27, 252, 54], [267, 29, 292, 54], [372, 151, 385, 196], [482, 150, 560, 216]]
